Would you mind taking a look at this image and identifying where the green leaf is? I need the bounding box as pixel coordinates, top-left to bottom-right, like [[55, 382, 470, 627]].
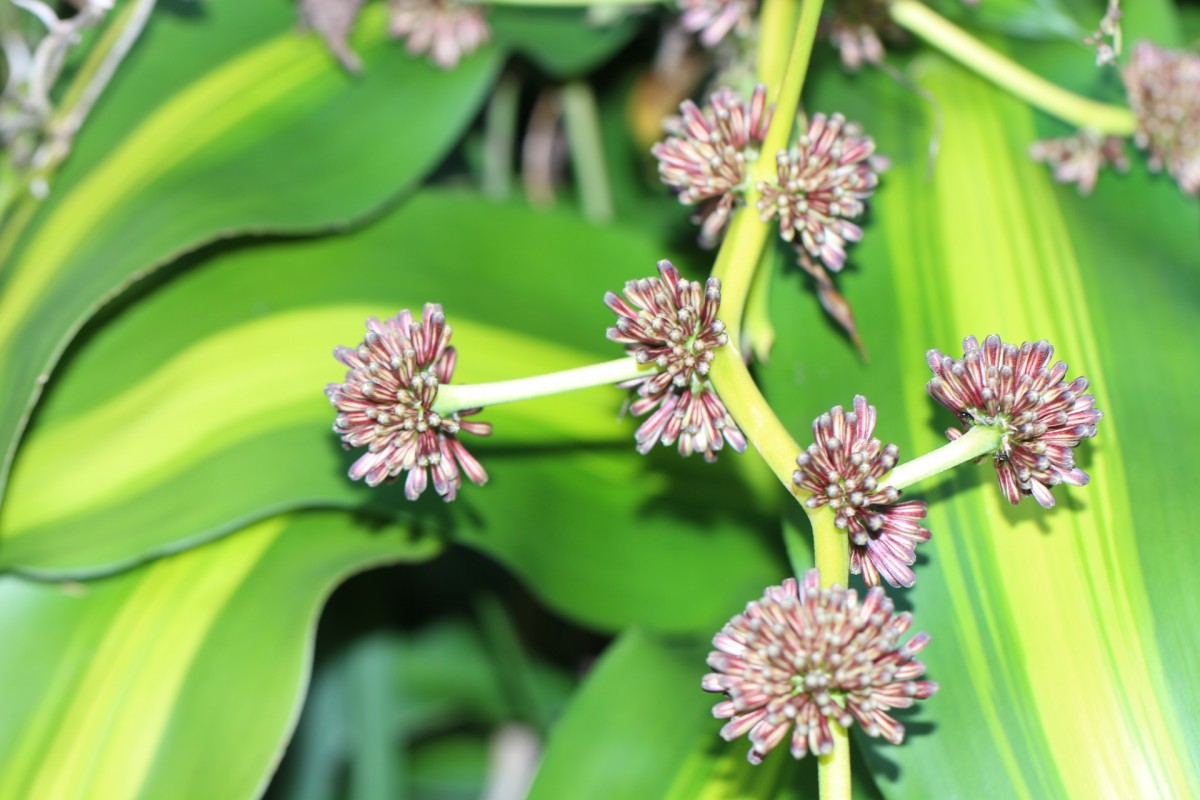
[[758, 41, 1200, 798], [489, 7, 642, 78], [0, 510, 441, 800], [0, 192, 784, 634], [272, 588, 575, 800], [529, 629, 885, 799], [0, 1, 502, 501]]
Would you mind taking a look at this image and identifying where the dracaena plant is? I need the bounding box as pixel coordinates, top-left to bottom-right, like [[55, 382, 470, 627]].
[[0, 0, 1196, 798]]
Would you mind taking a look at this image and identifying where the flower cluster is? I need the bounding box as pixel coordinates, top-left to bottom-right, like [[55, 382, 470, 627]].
[[606, 260, 747, 461], [652, 85, 774, 248], [756, 112, 881, 271], [1122, 42, 1200, 196], [327, 305, 491, 501], [388, 0, 490, 69], [793, 396, 929, 588], [1029, 131, 1129, 195], [926, 335, 1102, 508], [704, 569, 938, 764], [825, 0, 907, 71], [678, 0, 758, 48]]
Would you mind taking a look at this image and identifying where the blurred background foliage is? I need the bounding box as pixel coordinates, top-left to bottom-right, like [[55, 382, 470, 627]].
[[0, 0, 1196, 797]]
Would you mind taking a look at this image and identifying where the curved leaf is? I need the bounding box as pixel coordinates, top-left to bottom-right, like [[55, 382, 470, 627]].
[[489, 7, 642, 78], [0, 510, 440, 800], [758, 42, 1200, 799], [0, 1, 502, 500], [529, 629, 884, 799], [0, 192, 783, 634]]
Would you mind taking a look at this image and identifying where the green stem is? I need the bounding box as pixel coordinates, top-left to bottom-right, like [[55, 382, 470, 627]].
[[562, 80, 614, 222], [810, 507, 849, 587], [818, 721, 853, 800], [810, 507, 850, 798], [884, 424, 1002, 491], [740, 246, 778, 361], [889, 0, 1137, 136], [432, 356, 648, 415], [757, 0, 800, 92], [709, 347, 806, 493], [712, 0, 825, 341]]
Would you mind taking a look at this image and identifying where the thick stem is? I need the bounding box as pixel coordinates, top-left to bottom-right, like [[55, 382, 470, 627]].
[[757, 0, 800, 96], [712, 0, 826, 340], [818, 721, 853, 800], [432, 356, 648, 415], [884, 424, 1002, 491], [810, 507, 849, 588], [709, 346, 805, 493], [740, 246, 777, 361], [889, 0, 1137, 135], [810, 507, 850, 798]]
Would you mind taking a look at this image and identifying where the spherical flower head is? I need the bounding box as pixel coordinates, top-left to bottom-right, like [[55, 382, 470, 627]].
[[388, 0, 490, 69], [1029, 130, 1130, 195], [756, 112, 880, 272], [703, 569, 938, 764], [652, 85, 774, 248], [792, 396, 930, 588], [926, 335, 1103, 508], [605, 260, 747, 462], [1121, 42, 1200, 196], [326, 305, 491, 501], [678, 0, 758, 48]]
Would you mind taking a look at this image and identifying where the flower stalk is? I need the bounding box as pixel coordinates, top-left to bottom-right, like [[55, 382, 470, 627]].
[[432, 356, 649, 415], [884, 424, 1002, 492], [711, 0, 826, 339], [819, 722, 852, 800], [889, 0, 1136, 136]]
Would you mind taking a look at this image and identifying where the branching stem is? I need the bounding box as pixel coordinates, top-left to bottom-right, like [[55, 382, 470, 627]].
[[884, 424, 1002, 491], [889, 0, 1137, 135]]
